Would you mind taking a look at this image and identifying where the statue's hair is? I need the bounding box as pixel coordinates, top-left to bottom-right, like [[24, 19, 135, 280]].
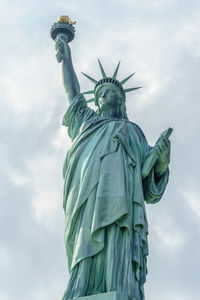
[[95, 83, 129, 120]]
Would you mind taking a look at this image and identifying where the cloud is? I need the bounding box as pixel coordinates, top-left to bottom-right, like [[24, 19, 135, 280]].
[[183, 191, 200, 220], [1, 1, 200, 300]]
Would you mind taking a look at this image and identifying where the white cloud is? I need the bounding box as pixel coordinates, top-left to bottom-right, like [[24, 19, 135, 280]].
[[176, 11, 200, 57], [0, 1, 26, 24], [9, 171, 31, 187], [151, 215, 185, 249], [27, 154, 63, 229], [153, 291, 190, 300], [0, 246, 10, 265], [51, 127, 71, 151], [183, 191, 200, 219], [2, 47, 60, 117]]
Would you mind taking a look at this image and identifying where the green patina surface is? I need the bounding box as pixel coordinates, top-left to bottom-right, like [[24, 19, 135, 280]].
[[69, 291, 131, 300], [51, 20, 171, 300]]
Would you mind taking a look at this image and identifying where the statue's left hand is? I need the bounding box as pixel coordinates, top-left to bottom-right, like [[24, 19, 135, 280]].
[[155, 137, 171, 176]]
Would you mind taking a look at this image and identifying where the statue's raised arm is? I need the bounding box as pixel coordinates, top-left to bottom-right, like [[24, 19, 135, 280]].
[[55, 34, 80, 103], [51, 16, 80, 104]]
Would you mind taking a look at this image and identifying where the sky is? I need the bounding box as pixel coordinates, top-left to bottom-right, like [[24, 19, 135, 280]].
[[0, 0, 200, 300]]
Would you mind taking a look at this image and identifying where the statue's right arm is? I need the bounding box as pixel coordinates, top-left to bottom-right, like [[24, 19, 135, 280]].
[[55, 33, 80, 104]]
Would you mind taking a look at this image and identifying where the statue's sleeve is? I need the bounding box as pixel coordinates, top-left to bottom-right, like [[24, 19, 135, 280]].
[[143, 167, 169, 204], [62, 93, 96, 140], [138, 126, 169, 204]]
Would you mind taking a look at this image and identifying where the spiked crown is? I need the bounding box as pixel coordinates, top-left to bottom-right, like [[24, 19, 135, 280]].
[[82, 60, 142, 104]]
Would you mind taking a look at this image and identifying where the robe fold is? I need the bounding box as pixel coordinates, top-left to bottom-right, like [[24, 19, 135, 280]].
[[62, 94, 169, 300]]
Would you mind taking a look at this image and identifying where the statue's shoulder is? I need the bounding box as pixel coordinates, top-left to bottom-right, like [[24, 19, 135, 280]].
[[128, 121, 146, 140]]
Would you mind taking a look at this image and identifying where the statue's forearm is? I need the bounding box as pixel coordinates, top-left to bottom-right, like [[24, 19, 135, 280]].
[[62, 52, 80, 104], [55, 34, 80, 104]]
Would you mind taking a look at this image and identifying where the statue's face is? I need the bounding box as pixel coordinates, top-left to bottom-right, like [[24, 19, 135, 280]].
[[96, 84, 121, 112]]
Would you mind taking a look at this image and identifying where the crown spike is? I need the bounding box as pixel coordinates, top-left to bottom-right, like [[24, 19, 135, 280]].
[[98, 59, 107, 79], [82, 90, 95, 95], [112, 61, 121, 80], [120, 73, 135, 85], [86, 98, 95, 103], [124, 87, 142, 93], [81, 72, 98, 84]]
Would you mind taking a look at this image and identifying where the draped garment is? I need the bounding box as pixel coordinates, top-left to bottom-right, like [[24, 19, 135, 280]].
[[62, 94, 169, 300]]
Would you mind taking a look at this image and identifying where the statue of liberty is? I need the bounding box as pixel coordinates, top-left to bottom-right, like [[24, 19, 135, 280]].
[[51, 16, 171, 300]]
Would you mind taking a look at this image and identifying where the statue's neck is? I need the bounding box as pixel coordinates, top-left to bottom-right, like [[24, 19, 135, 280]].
[[101, 106, 121, 119]]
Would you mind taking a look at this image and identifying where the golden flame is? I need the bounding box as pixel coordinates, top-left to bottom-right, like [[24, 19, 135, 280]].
[[57, 15, 76, 25]]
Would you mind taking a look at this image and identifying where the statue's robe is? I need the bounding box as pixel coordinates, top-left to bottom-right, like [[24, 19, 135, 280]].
[[62, 94, 169, 300]]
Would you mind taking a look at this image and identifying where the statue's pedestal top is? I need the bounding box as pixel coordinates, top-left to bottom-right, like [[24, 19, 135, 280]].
[[68, 291, 131, 300]]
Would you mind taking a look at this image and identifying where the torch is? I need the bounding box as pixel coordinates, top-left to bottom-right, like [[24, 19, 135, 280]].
[[50, 16, 76, 62]]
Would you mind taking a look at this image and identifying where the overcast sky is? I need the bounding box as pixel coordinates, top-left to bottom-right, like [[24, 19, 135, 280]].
[[0, 1, 200, 300]]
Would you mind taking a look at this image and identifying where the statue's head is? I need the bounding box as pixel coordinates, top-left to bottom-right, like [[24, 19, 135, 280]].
[[95, 83, 128, 119], [82, 60, 142, 119]]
